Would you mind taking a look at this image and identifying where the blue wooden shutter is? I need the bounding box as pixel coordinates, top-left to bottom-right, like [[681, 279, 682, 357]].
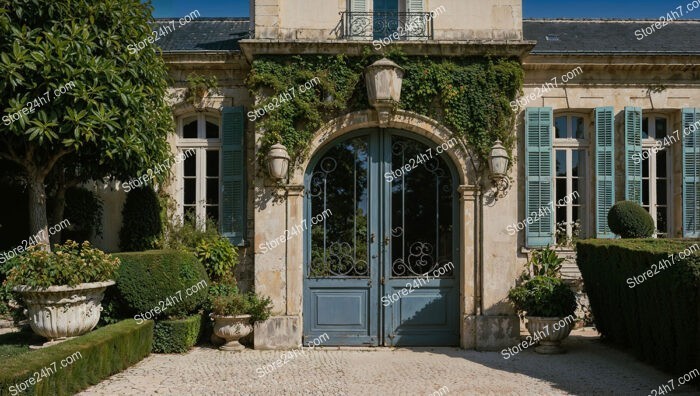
[[595, 107, 615, 238], [525, 107, 554, 247], [221, 106, 246, 245], [624, 107, 643, 203], [682, 108, 700, 237]]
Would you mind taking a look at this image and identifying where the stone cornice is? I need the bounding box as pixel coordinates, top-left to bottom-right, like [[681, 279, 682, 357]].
[[239, 39, 536, 62], [160, 51, 247, 66], [523, 53, 700, 71]]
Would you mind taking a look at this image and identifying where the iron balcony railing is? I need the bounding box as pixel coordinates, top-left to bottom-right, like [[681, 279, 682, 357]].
[[340, 11, 434, 40]]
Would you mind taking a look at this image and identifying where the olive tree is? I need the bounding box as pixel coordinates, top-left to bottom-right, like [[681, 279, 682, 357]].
[[0, 0, 173, 245]]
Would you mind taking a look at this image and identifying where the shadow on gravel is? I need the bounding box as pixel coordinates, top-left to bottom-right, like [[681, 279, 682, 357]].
[[395, 330, 700, 395]]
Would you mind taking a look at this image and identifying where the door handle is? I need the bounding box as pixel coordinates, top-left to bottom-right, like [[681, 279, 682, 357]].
[[370, 233, 376, 243], [384, 236, 390, 246]]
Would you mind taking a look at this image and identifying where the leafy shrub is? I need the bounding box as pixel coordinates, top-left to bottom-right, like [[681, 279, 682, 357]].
[[119, 187, 162, 251], [115, 250, 209, 319], [0, 319, 153, 396], [152, 314, 204, 353], [162, 214, 220, 251], [525, 245, 564, 279], [99, 285, 130, 326], [206, 282, 238, 309], [4, 241, 119, 289], [195, 236, 238, 283], [62, 187, 103, 242], [0, 259, 14, 317], [607, 201, 655, 238], [577, 239, 700, 375], [211, 292, 272, 323], [508, 276, 577, 318]]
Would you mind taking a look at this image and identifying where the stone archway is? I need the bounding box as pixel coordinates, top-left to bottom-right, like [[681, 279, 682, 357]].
[[252, 109, 482, 349]]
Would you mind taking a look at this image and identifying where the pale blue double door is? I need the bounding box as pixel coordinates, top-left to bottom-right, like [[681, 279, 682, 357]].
[[303, 129, 459, 346]]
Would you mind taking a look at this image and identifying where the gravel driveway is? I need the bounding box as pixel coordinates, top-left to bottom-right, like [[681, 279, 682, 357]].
[[79, 328, 700, 396]]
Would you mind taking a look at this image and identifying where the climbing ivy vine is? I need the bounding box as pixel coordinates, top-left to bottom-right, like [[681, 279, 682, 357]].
[[246, 53, 523, 173]]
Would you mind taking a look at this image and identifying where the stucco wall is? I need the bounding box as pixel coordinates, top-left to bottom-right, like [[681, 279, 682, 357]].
[[254, 0, 522, 41]]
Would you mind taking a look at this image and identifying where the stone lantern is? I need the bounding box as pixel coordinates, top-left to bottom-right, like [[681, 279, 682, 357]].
[[365, 58, 404, 126]]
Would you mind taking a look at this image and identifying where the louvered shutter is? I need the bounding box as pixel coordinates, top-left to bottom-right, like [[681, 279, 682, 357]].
[[595, 107, 616, 238], [221, 106, 246, 245], [350, 0, 366, 12], [406, 0, 423, 12], [682, 108, 700, 237], [525, 107, 555, 247], [625, 107, 643, 203]]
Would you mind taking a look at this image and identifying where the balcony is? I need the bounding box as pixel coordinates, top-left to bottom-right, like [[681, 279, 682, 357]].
[[339, 12, 434, 40]]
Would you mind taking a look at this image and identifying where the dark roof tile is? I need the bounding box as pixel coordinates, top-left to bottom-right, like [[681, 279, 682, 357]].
[[151, 18, 249, 52], [524, 19, 700, 54]]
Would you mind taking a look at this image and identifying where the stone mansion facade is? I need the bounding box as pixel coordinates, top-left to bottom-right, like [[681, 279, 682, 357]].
[[89, 1, 700, 350]]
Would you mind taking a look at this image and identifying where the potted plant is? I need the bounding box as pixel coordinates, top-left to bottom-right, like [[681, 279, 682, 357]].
[[508, 247, 576, 354], [210, 292, 272, 351], [4, 241, 119, 346]]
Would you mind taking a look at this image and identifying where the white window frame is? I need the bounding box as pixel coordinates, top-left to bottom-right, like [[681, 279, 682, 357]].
[[641, 114, 673, 237], [553, 113, 591, 244], [175, 112, 222, 229]]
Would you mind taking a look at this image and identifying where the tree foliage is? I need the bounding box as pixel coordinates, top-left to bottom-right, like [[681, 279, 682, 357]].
[[0, 0, 173, 240]]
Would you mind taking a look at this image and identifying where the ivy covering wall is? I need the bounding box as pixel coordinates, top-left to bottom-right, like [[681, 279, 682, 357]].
[[246, 53, 524, 172]]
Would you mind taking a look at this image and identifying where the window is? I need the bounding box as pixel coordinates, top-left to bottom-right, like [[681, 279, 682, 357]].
[[641, 115, 671, 236], [553, 115, 588, 244], [177, 113, 221, 228]]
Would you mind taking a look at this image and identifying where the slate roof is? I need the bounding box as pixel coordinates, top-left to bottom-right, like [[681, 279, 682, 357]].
[[151, 18, 249, 52], [150, 17, 700, 55], [523, 19, 700, 55]]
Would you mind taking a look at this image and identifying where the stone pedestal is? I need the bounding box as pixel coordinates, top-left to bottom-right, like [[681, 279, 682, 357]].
[[254, 315, 302, 350]]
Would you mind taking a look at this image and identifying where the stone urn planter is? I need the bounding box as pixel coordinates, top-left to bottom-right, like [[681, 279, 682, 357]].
[[13, 281, 114, 345], [525, 316, 572, 354], [212, 314, 253, 351]]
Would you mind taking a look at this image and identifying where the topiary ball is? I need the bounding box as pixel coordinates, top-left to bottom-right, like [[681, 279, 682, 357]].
[[607, 200, 655, 238], [115, 250, 210, 319], [119, 186, 162, 251]]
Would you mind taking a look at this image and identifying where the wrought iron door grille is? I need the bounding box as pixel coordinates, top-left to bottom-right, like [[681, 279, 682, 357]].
[[340, 12, 434, 40]]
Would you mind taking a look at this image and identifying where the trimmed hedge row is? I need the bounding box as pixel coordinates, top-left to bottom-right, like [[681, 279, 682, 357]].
[[0, 319, 153, 396], [577, 239, 700, 375], [153, 314, 205, 354]]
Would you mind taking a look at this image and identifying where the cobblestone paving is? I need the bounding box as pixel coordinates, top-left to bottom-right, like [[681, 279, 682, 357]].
[[80, 329, 700, 396]]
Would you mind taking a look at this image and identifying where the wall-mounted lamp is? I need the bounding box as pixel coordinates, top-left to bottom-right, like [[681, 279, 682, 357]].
[[267, 143, 290, 183], [488, 139, 510, 200], [365, 58, 404, 127]]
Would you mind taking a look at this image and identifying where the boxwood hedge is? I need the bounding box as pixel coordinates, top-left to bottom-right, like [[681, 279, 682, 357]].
[[114, 250, 209, 319], [0, 320, 153, 396], [577, 239, 700, 375], [153, 314, 205, 353]]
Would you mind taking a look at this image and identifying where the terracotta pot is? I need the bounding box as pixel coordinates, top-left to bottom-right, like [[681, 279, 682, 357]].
[[525, 316, 573, 354], [13, 281, 114, 345], [212, 314, 253, 351]]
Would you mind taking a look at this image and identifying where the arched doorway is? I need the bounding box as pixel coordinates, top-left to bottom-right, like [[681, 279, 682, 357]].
[[302, 128, 460, 346]]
